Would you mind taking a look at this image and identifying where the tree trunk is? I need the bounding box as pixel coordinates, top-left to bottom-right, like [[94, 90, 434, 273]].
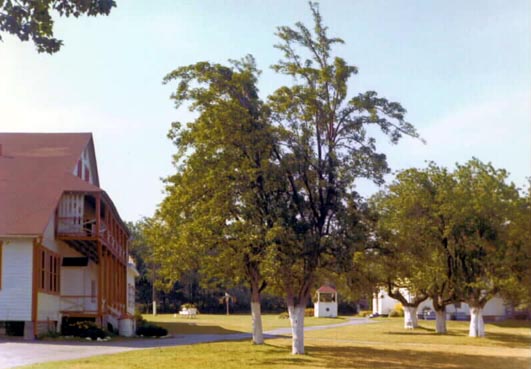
[[249, 271, 265, 344], [250, 285, 264, 344], [403, 306, 418, 329], [469, 306, 485, 337], [288, 304, 305, 354], [435, 309, 447, 334]]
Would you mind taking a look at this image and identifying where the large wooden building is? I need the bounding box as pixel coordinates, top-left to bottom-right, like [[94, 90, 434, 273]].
[[0, 133, 136, 338]]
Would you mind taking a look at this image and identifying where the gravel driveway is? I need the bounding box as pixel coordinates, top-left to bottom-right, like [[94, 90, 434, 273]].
[[0, 318, 373, 369]]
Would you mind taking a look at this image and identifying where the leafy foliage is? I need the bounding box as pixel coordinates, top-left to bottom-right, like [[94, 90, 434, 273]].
[[0, 0, 115, 53], [153, 2, 418, 353], [61, 320, 107, 340], [373, 159, 529, 313], [158, 55, 276, 295], [136, 323, 168, 337], [265, 2, 418, 313]]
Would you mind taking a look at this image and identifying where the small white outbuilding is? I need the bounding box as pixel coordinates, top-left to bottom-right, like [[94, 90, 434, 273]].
[[314, 285, 338, 318]]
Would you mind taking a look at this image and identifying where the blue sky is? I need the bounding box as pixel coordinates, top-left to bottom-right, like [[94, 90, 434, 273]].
[[1, 0, 529, 222]]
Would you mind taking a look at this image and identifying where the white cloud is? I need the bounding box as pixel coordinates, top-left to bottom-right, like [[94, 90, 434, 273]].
[[421, 92, 530, 151], [381, 91, 531, 189]]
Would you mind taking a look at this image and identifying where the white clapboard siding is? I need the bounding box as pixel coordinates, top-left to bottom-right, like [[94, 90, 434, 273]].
[[0, 239, 33, 321]]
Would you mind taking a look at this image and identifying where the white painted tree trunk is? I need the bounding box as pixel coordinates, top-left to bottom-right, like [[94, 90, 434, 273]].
[[435, 310, 447, 334], [469, 307, 485, 337], [411, 308, 419, 328], [288, 305, 305, 354], [251, 301, 264, 345], [403, 306, 418, 329]]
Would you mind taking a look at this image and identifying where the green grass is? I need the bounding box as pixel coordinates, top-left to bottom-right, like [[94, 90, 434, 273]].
[[144, 313, 347, 335], [21, 316, 531, 369], [305, 317, 531, 348]]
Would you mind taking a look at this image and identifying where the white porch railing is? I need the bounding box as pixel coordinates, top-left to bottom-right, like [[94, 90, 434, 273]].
[[60, 295, 97, 314]]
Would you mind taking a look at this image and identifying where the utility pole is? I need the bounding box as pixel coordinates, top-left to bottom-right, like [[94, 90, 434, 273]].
[[224, 292, 231, 315], [152, 262, 157, 316]]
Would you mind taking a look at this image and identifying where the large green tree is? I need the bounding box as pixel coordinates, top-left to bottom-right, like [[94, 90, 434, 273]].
[[126, 220, 155, 312], [372, 165, 458, 333], [449, 159, 526, 337], [155, 3, 417, 354], [155, 55, 279, 344], [373, 160, 528, 337], [0, 0, 115, 53], [266, 3, 418, 354]]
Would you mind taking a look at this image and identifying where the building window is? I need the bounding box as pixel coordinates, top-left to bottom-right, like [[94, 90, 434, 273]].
[[84, 166, 90, 182], [39, 247, 60, 294], [91, 280, 96, 303]]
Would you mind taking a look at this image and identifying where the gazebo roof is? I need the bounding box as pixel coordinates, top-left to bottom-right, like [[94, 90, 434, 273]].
[[317, 285, 337, 293]]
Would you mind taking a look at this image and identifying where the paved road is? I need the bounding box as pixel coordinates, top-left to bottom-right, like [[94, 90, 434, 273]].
[[0, 318, 373, 369]]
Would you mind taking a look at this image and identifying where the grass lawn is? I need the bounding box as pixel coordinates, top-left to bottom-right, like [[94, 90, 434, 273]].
[[21, 316, 530, 369], [144, 313, 346, 335]]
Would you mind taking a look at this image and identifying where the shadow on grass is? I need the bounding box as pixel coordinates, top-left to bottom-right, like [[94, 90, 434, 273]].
[[480, 331, 531, 348], [303, 345, 530, 369], [385, 324, 461, 337], [489, 320, 531, 329], [154, 321, 244, 335], [382, 323, 530, 348]]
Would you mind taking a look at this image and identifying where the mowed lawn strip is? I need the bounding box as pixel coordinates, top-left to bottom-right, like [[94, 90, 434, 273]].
[[18, 317, 530, 369], [144, 313, 348, 335], [305, 317, 531, 348]]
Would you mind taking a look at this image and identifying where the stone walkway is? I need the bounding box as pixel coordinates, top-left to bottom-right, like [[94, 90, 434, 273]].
[[0, 318, 373, 369]]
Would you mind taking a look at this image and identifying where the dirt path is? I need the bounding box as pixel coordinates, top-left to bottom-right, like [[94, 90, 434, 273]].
[[0, 318, 373, 369]]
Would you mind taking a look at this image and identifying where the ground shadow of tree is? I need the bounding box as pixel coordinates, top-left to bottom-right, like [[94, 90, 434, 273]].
[[154, 321, 244, 335], [384, 324, 530, 348], [299, 345, 530, 369]]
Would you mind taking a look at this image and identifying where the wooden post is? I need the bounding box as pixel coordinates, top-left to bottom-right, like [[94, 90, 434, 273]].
[[95, 193, 103, 326], [31, 238, 40, 338]]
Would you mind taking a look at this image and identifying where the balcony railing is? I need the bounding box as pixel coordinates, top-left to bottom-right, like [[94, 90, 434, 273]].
[[60, 295, 98, 314], [57, 217, 125, 258], [57, 217, 96, 237]]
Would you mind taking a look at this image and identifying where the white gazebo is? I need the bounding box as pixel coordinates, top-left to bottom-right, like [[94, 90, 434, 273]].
[[314, 285, 338, 318]]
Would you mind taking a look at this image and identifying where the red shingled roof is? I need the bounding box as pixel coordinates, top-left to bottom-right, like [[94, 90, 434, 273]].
[[317, 285, 337, 293], [0, 133, 99, 236]]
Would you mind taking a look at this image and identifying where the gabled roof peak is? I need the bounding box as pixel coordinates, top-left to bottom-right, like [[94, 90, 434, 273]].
[[0, 132, 97, 236]]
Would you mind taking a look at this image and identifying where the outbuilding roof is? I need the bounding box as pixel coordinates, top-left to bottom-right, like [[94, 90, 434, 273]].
[[317, 285, 337, 293], [0, 133, 102, 236]]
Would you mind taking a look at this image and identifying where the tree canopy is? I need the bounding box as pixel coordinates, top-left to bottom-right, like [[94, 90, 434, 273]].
[[156, 55, 279, 344], [265, 2, 418, 353], [0, 0, 115, 53], [372, 159, 529, 336], [152, 2, 419, 355]]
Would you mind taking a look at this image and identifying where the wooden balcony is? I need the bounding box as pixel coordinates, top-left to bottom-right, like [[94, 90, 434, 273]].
[[56, 191, 129, 318], [56, 192, 128, 264]]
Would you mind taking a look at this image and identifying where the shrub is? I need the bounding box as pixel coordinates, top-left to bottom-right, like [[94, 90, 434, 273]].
[[394, 303, 404, 315], [278, 309, 314, 319], [64, 321, 107, 340], [134, 310, 145, 325], [136, 323, 168, 337], [357, 310, 372, 317], [389, 309, 404, 317]]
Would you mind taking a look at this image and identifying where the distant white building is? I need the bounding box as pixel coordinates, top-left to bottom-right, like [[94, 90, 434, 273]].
[[372, 288, 508, 321], [314, 285, 338, 318]]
